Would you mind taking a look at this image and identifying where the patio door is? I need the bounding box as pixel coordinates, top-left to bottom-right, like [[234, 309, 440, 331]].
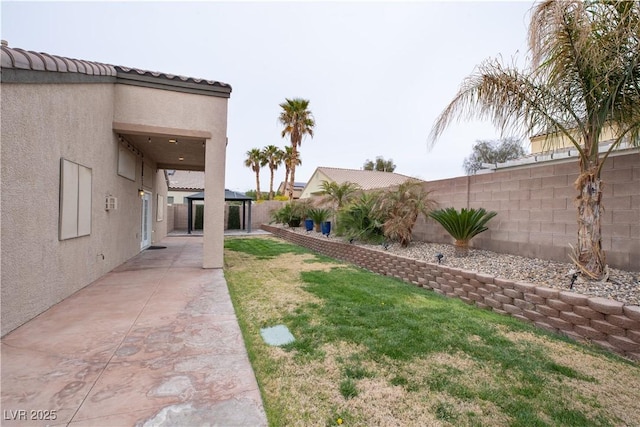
[[141, 191, 152, 249]]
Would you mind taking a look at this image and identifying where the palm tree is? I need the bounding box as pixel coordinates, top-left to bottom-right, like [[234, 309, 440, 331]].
[[279, 98, 315, 200], [429, 1, 640, 278], [244, 148, 265, 200], [320, 180, 360, 211], [261, 145, 284, 200], [281, 145, 301, 197], [376, 180, 437, 247]]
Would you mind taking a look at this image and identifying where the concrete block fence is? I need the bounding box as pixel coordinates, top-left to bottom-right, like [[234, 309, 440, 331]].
[[261, 224, 640, 361]]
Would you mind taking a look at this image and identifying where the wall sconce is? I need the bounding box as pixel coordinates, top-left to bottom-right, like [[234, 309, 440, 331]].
[[138, 189, 145, 197]]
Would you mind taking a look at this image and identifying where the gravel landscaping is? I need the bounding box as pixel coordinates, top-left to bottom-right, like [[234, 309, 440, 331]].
[[283, 226, 640, 306]]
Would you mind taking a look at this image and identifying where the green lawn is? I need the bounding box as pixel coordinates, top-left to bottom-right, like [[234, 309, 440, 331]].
[[224, 236, 640, 427]]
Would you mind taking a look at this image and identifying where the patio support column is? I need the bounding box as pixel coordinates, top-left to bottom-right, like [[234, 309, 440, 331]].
[[203, 134, 226, 269]]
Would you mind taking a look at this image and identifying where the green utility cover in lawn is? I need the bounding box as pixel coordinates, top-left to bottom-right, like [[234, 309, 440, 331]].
[[260, 325, 295, 346]]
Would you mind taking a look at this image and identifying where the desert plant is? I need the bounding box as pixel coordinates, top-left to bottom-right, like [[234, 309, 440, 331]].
[[376, 180, 436, 247], [428, 1, 640, 277], [270, 200, 311, 227], [337, 192, 385, 243], [429, 207, 497, 255], [308, 207, 332, 232]]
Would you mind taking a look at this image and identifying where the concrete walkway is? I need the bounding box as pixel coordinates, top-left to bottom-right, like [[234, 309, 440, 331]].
[[1, 236, 267, 426]]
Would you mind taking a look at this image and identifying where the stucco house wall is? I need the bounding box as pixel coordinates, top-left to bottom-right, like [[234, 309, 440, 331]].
[[1, 45, 230, 335]]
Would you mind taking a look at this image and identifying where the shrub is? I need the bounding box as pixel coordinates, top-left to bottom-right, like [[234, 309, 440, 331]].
[[270, 200, 312, 227], [308, 207, 332, 232], [228, 205, 241, 229], [337, 192, 385, 243], [376, 180, 437, 247], [428, 207, 497, 255]]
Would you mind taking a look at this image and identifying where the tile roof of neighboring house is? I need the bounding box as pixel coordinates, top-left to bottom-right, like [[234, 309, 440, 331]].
[[1, 42, 231, 92], [166, 170, 205, 191], [316, 167, 420, 191]]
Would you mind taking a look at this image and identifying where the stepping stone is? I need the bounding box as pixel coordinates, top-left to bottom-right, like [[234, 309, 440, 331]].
[[260, 325, 295, 346]]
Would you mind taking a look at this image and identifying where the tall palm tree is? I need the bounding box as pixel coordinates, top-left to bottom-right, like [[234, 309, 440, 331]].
[[261, 145, 284, 200], [279, 98, 315, 200], [281, 145, 301, 197], [244, 148, 265, 200], [429, 1, 640, 278]]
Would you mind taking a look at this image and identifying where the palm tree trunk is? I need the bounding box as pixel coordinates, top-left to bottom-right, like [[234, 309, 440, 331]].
[[283, 168, 290, 198], [288, 146, 298, 200], [255, 170, 261, 200], [574, 167, 606, 278], [269, 167, 275, 200]]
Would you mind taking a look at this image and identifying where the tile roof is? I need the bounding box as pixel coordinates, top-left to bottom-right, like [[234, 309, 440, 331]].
[[1, 44, 116, 76], [316, 167, 420, 191], [1, 42, 231, 90], [167, 170, 205, 190]]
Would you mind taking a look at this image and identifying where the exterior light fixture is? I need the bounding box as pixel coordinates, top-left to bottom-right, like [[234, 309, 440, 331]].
[[435, 253, 444, 264], [138, 189, 145, 197], [178, 156, 184, 161], [169, 138, 177, 144]]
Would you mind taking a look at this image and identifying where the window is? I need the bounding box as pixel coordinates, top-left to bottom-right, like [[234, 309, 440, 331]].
[[59, 158, 92, 240]]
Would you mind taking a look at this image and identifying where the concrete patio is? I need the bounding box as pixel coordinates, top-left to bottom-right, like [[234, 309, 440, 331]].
[[1, 235, 267, 426]]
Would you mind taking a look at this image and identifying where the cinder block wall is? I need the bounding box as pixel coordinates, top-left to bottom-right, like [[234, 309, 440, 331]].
[[414, 151, 640, 271], [262, 225, 640, 360]]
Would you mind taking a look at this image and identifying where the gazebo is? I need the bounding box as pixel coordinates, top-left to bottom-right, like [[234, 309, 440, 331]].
[[185, 189, 253, 234]]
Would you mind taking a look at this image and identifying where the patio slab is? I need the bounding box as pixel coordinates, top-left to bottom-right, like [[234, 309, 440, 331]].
[[1, 236, 267, 427]]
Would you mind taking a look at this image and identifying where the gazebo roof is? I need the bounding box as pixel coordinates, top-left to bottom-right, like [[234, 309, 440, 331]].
[[184, 190, 252, 201]]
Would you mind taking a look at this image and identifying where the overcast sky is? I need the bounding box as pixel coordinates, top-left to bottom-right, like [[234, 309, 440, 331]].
[[2, 1, 535, 192]]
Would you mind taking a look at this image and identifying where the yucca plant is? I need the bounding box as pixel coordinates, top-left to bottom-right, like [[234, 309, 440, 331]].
[[429, 207, 497, 255]]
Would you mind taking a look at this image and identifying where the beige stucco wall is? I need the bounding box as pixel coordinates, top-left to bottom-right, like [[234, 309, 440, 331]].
[[530, 126, 618, 153], [0, 79, 230, 335], [113, 85, 227, 268], [299, 170, 331, 199], [1, 82, 171, 335]]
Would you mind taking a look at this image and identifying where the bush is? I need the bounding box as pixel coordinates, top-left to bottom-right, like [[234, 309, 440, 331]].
[[308, 208, 332, 231], [428, 207, 497, 254], [376, 180, 437, 247], [228, 205, 241, 229], [337, 192, 385, 243], [270, 200, 312, 227]]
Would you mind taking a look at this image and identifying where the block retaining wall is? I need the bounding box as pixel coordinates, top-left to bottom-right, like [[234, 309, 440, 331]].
[[262, 224, 640, 361]]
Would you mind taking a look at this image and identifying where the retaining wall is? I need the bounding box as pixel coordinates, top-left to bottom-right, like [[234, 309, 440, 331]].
[[262, 224, 640, 361]]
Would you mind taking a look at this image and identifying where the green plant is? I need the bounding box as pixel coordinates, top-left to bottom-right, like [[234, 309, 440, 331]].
[[308, 208, 332, 232], [428, 2, 640, 278], [270, 200, 311, 227], [428, 207, 497, 254], [337, 192, 384, 243], [228, 205, 241, 230], [376, 180, 437, 247]]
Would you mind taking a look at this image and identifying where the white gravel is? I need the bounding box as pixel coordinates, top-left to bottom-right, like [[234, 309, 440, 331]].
[[283, 226, 640, 306]]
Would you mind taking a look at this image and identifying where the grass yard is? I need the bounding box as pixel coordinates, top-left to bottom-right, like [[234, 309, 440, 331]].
[[224, 236, 640, 427]]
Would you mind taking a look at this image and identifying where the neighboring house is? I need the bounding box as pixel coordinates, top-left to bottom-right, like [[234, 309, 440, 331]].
[[276, 181, 306, 199], [166, 169, 205, 204], [300, 167, 419, 199], [1, 43, 231, 336], [477, 127, 638, 173]]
